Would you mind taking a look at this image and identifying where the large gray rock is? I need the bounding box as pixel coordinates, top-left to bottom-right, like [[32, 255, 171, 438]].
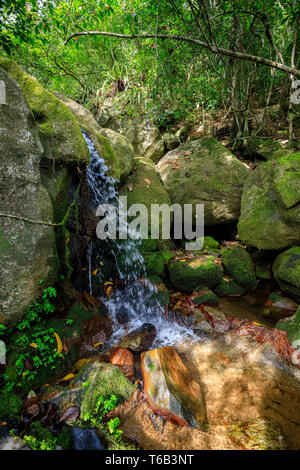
[[238, 154, 300, 250], [53, 92, 134, 181], [156, 137, 249, 225], [97, 92, 164, 163], [0, 67, 57, 325]]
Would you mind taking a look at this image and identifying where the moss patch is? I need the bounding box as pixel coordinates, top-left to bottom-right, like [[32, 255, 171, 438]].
[[273, 246, 300, 302], [167, 255, 224, 293], [221, 246, 257, 291], [0, 390, 22, 425], [191, 285, 219, 305], [214, 276, 246, 297], [76, 361, 136, 419], [0, 58, 89, 165]]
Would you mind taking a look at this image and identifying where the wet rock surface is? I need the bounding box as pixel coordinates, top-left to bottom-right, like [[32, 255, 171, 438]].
[[116, 334, 300, 450], [120, 323, 157, 352], [141, 346, 207, 430]]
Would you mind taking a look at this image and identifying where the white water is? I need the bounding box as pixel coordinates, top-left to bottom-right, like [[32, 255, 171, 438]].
[[83, 130, 196, 347]]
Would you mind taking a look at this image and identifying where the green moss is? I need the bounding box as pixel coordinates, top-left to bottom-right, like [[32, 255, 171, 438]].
[[77, 361, 136, 419], [276, 307, 300, 349], [213, 276, 246, 297], [0, 227, 13, 255], [188, 236, 220, 252], [221, 246, 257, 291], [148, 276, 170, 306], [140, 239, 159, 253], [0, 390, 22, 425], [273, 246, 300, 301], [273, 153, 300, 209], [191, 284, 219, 305], [57, 426, 72, 450], [0, 58, 89, 165], [29, 421, 56, 443], [120, 156, 171, 233], [255, 262, 272, 280], [244, 137, 282, 160], [143, 252, 167, 277], [167, 255, 224, 293]]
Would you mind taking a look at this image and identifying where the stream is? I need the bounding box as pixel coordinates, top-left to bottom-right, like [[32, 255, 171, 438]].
[[83, 129, 196, 347]]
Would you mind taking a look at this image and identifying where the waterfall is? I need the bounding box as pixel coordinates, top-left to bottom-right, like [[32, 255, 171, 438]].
[[83, 129, 195, 346]]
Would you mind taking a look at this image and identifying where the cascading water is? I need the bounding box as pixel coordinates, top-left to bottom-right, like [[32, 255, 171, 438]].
[[83, 129, 195, 346]]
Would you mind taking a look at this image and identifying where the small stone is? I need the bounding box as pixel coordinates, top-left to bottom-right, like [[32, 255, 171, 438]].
[[110, 347, 134, 380]]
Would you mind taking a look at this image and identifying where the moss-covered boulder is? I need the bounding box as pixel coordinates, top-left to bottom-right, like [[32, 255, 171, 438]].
[[120, 156, 171, 233], [221, 246, 257, 291], [213, 276, 246, 297], [238, 154, 300, 250], [167, 255, 224, 293], [191, 285, 219, 306], [273, 247, 300, 301], [0, 66, 58, 325], [188, 236, 220, 252], [0, 59, 89, 166], [156, 137, 249, 226], [276, 307, 300, 350], [243, 137, 283, 160], [53, 92, 133, 181], [77, 361, 135, 419]]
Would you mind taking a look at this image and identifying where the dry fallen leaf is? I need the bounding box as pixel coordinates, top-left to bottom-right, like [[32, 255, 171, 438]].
[[144, 178, 151, 185], [128, 184, 134, 192], [59, 373, 76, 382], [54, 332, 63, 354], [30, 342, 37, 349]]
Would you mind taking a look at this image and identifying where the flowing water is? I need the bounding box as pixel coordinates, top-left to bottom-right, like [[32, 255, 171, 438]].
[[83, 130, 195, 346]]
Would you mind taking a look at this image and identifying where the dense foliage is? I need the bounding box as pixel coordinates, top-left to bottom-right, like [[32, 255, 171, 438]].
[[1, 1, 300, 141]]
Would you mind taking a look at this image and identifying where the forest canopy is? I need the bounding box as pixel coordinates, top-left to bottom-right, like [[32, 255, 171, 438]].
[[0, 0, 299, 144]]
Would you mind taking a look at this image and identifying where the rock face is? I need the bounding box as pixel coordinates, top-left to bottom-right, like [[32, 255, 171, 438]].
[[47, 360, 135, 420], [276, 307, 300, 350], [0, 66, 57, 325], [110, 347, 134, 380], [141, 346, 207, 430], [120, 156, 171, 232], [0, 59, 88, 166], [273, 246, 300, 301], [167, 254, 224, 293], [156, 137, 249, 225], [97, 92, 164, 162], [238, 154, 300, 250], [118, 333, 300, 450], [120, 323, 157, 352], [135, 121, 164, 163], [53, 92, 134, 181], [221, 245, 258, 291]]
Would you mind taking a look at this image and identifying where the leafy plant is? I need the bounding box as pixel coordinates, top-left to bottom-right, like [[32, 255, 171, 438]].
[[22, 434, 57, 451], [82, 393, 124, 444], [17, 286, 57, 331]]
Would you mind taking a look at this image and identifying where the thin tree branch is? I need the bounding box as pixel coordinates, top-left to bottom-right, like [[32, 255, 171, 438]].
[[64, 31, 300, 77]]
